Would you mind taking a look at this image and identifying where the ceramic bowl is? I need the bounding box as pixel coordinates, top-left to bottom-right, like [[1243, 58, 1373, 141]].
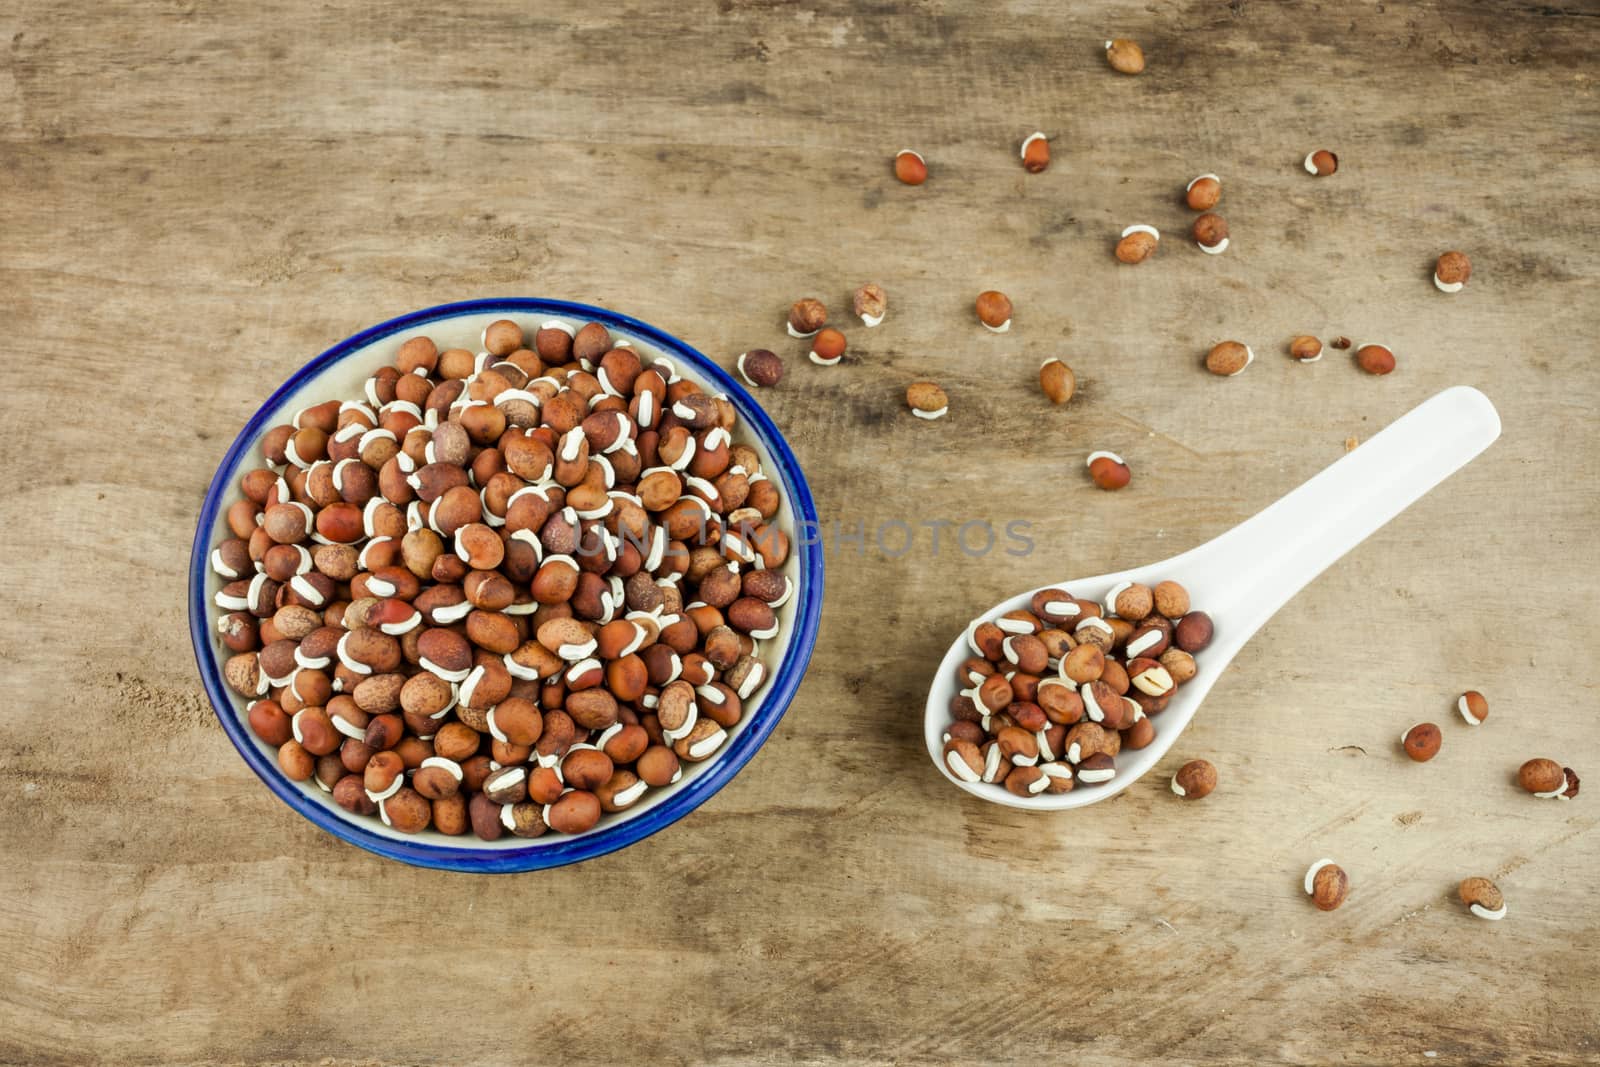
[[189, 298, 823, 871]]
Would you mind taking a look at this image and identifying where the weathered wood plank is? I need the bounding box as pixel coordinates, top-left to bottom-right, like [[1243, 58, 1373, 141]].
[[1, 0, 1597, 1063]]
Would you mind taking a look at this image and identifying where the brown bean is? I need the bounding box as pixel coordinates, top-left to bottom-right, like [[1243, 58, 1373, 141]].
[[278, 740, 314, 781], [489, 698, 542, 747], [465, 610, 520, 654], [432, 722, 481, 762], [333, 774, 377, 815], [527, 765, 564, 805], [413, 759, 463, 799], [468, 793, 504, 841], [248, 700, 292, 746], [432, 793, 469, 835], [601, 723, 650, 764], [636, 744, 680, 787], [546, 790, 602, 834], [293, 707, 339, 756], [380, 787, 431, 833], [364, 712, 404, 750], [561, 748, 614, 791], [561, 688, 616, 731], [363, 750, 405, 797]]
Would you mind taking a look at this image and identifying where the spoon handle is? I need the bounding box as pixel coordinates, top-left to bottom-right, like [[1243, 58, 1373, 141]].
[[1168, 387, 1501, 638]]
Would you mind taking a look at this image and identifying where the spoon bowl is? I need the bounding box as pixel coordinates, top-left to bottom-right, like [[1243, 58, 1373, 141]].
[[925, 387, 1502, 809]]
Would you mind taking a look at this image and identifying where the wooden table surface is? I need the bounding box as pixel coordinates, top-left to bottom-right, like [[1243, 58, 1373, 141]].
[[4, 1, 1597, 1063]]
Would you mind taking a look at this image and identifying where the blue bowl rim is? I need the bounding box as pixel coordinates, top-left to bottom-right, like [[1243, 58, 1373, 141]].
[[188, 297, 824, 873]]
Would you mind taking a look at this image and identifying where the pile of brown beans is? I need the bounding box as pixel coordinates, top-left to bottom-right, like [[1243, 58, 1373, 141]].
[[941, 580, 1212, 796], [210, 317, 793, 838]]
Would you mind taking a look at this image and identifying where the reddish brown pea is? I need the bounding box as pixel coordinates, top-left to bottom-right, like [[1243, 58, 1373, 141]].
[[1115, 225, 1159, 263], [1020, 133, 1050, 173], [808, 328, 847, 367], [380, 787, 431, 833], [906, 382, 949, 421], [1105, 38, 1144, 74], [1304, 149, 1339, 176], [786, 298, 826, 338], [278, 740, 314, 781], [1171, 759, 1217, 799], [1153, 581, 1189, 619], [975, 291, 1013, 332], [893, 149, 927, 185], [737, 349, 784, 388], [1185, 174, 1221, 210], [1356, 344, 1396, 375], [1087, 451, 1131, 491], [1305, 859, 1350, 910], [849, 283, 888, 329], [1192, 213, 1229, 254], [1174, 611, 1213, 652], [1122, 718, 1156, 750], [1205, 341, 1253, 377], [1289, 336, 1324, 362], [468, 793, 504, 841], [546, 790, 602, 833], [1458, 877, 1506, 920], [482, 319, 524, 357], [1435, 251, 1472, 293], [1518, 758, 1568, 796], [248, 700, 292, 747], [333, 775, 377, 815], [1039, 359, 1076, 405], [636, 745, 680, 787], [432, 793, 469, 836], [1402, 723, 1442, 762]]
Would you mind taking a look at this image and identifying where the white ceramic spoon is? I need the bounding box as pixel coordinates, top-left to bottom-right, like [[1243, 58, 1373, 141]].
[[924, 386, 1502, 809]]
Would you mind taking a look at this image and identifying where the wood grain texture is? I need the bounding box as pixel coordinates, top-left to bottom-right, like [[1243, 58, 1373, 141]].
[[2, 1, 1597, 1063]]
